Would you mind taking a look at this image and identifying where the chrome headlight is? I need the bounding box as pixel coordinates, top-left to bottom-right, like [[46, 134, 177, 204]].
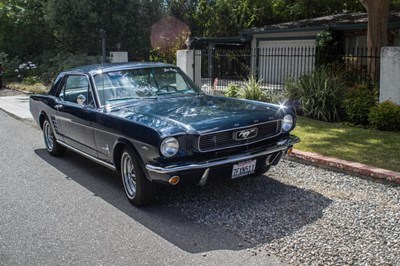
[[282, 114, 294, 132], [160, 137, 179, 157]]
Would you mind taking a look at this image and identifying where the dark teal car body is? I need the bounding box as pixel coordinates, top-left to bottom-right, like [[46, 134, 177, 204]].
[[30, 62, 299, 206]]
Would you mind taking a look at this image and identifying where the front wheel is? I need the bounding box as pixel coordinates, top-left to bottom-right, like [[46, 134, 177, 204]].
[[42, 119, 66, 156], [120, 148, 154, 206]]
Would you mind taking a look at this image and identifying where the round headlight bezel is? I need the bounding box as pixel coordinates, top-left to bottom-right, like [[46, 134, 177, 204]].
[[160, 137, 180, 158], [282, 114, 294, 132]]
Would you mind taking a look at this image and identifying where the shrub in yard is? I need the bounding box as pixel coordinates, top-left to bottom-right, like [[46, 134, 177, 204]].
[[238, 75, 267, 101], [7, 82, 49, 94], [369, 101, 400, 131], [343, 84, 376, 125], [284, 65, 347, 122], [40, 53, 99, 84], [225, 83, 240, 98], [23, 76, 42, 85]]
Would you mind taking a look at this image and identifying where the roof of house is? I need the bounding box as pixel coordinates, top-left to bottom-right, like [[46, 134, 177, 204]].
[[243, 12, 400, 34], [189, 36, 252, 49]]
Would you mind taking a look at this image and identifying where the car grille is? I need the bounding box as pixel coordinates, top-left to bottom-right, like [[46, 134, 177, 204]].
[[198, 120, 281, 152]]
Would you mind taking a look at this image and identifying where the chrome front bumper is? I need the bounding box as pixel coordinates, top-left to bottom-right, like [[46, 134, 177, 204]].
[[146, 135, 300, 175]]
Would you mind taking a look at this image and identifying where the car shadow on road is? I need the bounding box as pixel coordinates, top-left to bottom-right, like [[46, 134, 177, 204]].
[[35, 148, 332, 253]]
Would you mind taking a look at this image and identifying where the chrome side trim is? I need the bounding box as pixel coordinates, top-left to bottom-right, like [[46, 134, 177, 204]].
[[56, 140, 117, 171], [146, 145, 288, 174]]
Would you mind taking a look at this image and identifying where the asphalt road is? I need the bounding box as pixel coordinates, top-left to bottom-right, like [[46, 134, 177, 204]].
[[0, 110, 285, 266]]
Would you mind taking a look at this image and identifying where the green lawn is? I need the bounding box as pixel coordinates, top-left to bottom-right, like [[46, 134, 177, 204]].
[[292, 116, 400, 173]]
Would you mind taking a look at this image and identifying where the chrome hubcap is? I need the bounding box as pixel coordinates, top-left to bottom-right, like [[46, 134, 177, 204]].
[[43, 121, 54, 151], [121, 152, 136, 199]]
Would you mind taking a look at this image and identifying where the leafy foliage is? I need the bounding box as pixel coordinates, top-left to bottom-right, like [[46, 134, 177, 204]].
[[284, 66, 347, 122], [7, 82, 49, 94], [22, 76, 41, 85], [369, 101, 400, 131], [0, 0, 55, 59], [1, 0, 398, 85], [45, 0, 163, 56], [343, 84, 376, 125], [40, 53, 99, 84], [225, 83, 240, 98], [238, 75, 267, 101]]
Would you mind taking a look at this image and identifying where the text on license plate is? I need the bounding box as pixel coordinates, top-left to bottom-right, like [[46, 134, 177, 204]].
[[231, 159, 257, 179]]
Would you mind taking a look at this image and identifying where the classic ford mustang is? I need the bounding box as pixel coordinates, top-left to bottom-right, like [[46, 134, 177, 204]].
[[30, 62, 299, 206]]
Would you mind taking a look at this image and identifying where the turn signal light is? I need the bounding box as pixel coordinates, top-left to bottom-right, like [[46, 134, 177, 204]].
[[287, 147, 293, 155], [169, 176, 180, 185]]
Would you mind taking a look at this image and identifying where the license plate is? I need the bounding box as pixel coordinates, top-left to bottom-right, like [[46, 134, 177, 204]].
[[231, 159, 257, 179]]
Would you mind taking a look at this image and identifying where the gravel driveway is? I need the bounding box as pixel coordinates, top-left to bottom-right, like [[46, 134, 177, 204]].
[[160, 160, 400, 265]]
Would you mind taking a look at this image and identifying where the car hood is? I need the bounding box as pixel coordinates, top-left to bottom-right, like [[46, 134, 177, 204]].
[[109, 95, 286, 136]]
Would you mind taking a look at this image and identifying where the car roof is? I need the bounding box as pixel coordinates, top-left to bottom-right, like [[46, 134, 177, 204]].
[[63, 62, 177, 76]]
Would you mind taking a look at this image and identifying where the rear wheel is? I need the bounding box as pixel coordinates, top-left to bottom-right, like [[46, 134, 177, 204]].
[[120, 148, 154, 206], [42, 119, 66, 156]]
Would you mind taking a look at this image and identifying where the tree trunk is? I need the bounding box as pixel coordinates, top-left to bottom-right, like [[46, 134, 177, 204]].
[[360, 0, 390, 79]]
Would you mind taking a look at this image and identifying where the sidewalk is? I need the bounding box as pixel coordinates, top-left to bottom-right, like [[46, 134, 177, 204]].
[[0, 95, 32, 120], [0, 93, 399, 183]]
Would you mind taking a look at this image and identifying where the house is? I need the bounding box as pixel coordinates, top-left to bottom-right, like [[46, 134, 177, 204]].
[[240, 12, 400, 84], [242, 12, 400, 53], [188, 12, 400, 88]]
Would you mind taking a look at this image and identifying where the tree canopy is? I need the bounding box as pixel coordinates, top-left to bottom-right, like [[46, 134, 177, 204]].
[[0, 0, 399, 63]]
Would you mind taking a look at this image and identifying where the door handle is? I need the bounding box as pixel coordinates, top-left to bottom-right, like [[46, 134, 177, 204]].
[[54, 104, 63, 110]]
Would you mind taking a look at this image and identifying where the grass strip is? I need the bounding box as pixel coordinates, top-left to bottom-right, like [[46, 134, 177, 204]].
[[292, 116, 400, 173]]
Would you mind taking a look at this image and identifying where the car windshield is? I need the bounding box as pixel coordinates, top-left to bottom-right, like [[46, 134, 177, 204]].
[[94, 67, 200, 105]]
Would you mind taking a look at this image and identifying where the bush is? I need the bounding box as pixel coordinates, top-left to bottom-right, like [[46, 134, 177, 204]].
[[40, 53, 99, 84], [369, 101, 400, 131], [284, 65, 347, 122], [0, 52, 22, 81], [225, 83, 240, 98], [238, 75, 267, 101], [23, 76, 42, 85], [7, 82, 49, 94], [343, 84, 376, 125]]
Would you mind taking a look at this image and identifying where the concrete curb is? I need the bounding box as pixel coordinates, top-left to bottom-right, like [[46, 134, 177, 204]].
[[3, 86, 33, 94], [289, 149, 400, 184]]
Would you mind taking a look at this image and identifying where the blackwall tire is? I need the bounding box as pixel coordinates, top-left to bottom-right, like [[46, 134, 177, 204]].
[[120, 148, 154, 206]]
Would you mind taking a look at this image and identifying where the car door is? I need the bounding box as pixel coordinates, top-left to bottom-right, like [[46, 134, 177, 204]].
[[55, 74, 98, 157]]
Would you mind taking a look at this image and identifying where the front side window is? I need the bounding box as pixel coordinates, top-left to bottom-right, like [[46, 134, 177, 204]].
[[94, 67, 200, 105], [59, 75, 93, 106]]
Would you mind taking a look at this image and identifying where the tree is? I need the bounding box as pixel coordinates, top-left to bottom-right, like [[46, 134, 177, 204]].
[[167, 0, 197, 35], [176, 0, 366, 38], [46, 0, 165, 57], [360, 0, 391, 50], [282, 0, 363, 20], [0, 0, 55, 60], [359, 0, 391, 78]]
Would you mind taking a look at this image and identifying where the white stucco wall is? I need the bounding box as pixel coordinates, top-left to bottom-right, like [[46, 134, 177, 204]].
[[176, 50, 201, 87], [110, 52, 128, 63], [380, 47, 400, 105], [251, 30, 320, 49]]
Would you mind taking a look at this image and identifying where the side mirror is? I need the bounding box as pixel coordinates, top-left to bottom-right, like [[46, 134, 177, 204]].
[[77, 94, 86, 106]]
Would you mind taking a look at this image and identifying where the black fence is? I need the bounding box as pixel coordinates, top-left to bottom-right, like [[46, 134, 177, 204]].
[[194, 47, 380, 95]]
